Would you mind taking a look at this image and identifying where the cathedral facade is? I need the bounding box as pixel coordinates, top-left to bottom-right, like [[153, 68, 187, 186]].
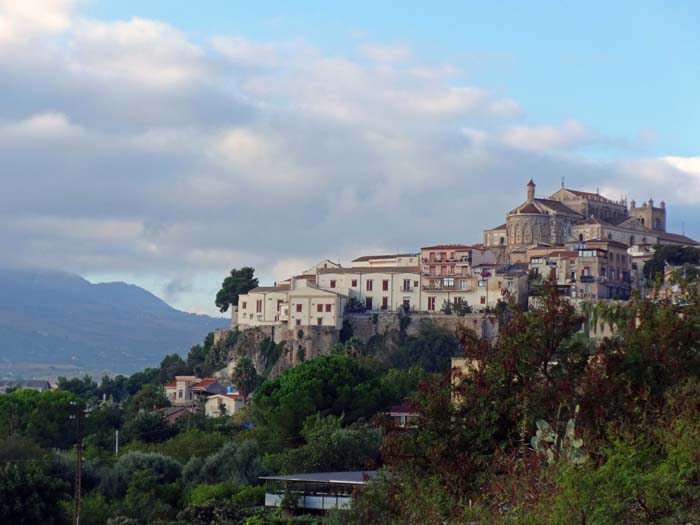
[[484, 180, 697, 263]]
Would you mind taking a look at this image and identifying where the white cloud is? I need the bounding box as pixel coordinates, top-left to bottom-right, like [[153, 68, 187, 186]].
[[0, 0, 77, 48], [500, 119, 596, 152], [68, 17, 204, 88], [0, 5, 690, 314], [359, 43, 412, 63]]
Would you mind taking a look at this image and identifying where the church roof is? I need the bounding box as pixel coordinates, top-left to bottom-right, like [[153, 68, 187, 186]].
[[517, 203, 542, 214], [656, 232, 699, 246], [554, 188, 619, 205], [534, 198, 583, 217]]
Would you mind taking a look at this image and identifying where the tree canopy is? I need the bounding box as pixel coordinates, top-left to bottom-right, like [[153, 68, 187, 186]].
[[215, 267, 258, 313]]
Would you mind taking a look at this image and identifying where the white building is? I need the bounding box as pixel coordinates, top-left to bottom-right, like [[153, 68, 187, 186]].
[[350, 253, 420, 268], [204, 393, 246, 417], [316, 266, 421, 312], [237, 278, 347, 329]]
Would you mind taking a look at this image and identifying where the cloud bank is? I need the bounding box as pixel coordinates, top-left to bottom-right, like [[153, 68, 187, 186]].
[[0, 1, 696, 313]]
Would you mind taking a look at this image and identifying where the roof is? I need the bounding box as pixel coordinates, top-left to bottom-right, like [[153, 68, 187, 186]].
[[485, 223, 507, 231], [208, 393, 246, 401], [385, 404, 418, 415], [517, 203, 542, 214], [247, 285, 290, 294], [260, 471, 378, 485], [0, 380, 51, 389], [535, 198, 583, 216], [561, 188, 618, 204], [191, 378, 219, 391], [317, 266, 420, 275], [352, 253, 418, 262], [165, 380, 177, 388], [421, 244, 483, 251], [656, 232, 699, 246]]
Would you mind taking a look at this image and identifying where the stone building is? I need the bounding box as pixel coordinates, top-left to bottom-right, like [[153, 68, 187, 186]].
[[484, 180, 697, 263]]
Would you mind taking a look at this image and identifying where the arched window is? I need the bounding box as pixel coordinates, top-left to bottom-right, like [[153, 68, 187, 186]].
[[630, 235, 635, 245], [523, 224, 533, 244], [579, 233, 584, 242], [607, 232, 612, 240], [499, 236, 505, 246]]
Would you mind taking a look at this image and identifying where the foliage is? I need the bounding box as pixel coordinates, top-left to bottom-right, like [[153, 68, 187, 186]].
[[390, 320, 461, 372], [183, 440, 267, 486], [252, 355, 391, 449], [643, 245, 700, 281], [268, 414, 381, 474], [233, 357, 262, 399], [0, 461, 70, 525], [157, 353, 190, 384], [215, 267, 259, 313], [101, 451, 181, 498]]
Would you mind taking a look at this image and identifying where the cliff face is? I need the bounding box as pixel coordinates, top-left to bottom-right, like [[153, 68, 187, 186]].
[[217, 312, 498, 380]]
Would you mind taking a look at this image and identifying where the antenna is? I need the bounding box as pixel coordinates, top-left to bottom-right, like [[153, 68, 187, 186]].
[[561, 176, 565, 189]]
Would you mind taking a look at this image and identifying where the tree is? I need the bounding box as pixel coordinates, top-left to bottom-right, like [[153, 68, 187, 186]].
[[270, 414, 381, 474], [127, 384, 169, 414], [215, 267, 258, 313], [0, 462, 70, 525], [390, 321, 461, 373], [231, 357, 261, 400], [158, 353, 190, 384], [252, 355, 390, 448]]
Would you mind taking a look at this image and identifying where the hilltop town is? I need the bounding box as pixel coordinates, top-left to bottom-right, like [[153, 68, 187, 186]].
[[230, 180, 697, 338]]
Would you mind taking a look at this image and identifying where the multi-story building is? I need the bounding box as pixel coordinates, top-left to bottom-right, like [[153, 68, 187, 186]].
[[485, 181, 698, 264], [350, 253, 420, 268], [527, 239, 632, 300], [237, 277, 347, 329], [316, 266, 421, 312], [164, 376, 226, 406]]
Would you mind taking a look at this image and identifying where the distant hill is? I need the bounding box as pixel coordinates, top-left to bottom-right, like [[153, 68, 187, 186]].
[[0, 269, 228, 378]]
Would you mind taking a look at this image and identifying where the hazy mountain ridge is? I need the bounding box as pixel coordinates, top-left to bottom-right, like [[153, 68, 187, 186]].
[[0, 269, 228, 377]]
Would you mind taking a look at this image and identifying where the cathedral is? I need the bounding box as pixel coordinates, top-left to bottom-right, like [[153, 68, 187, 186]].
[[483, 180, 697, 263]]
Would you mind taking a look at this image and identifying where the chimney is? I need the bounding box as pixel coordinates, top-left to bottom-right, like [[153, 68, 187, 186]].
[[527, 179, 536, 201]]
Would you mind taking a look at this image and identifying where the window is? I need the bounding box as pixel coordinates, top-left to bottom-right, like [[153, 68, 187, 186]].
[[403, 279, 410, 291], [317, 318, 323, 326], [414, 280, 419, 287], [428, 297, 436, 311], [508, 280, 514, 289], [480, 296, 486, 304], [178, 390, 183, 398], [256, 300, 262, 313], [317, 304, 323, 313], [366, 280, 373, 291], [351, 279, 357, 287], [366, 297, 373, 310], [382, 297, 389, 309], [295, 319, 301, 326], [325, 304, 332, 312], [296, 304, 302, 313], [443, 277, 454, 287], [382, 279, 389, 291], [241, 301, 247, 309], [330, 280, 336, 288]]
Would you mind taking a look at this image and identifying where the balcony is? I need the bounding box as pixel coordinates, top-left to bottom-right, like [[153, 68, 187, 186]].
[[422, 283, 474, 292]]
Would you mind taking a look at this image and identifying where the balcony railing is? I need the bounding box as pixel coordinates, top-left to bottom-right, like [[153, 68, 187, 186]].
[[422, 284, 474, 292]]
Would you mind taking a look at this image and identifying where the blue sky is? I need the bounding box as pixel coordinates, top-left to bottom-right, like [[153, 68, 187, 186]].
[[0, 0, 698, 315], [84, 0, 699, 157]]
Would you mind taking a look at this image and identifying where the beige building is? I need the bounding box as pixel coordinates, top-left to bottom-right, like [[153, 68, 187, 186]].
[[351, 253, 420, 268], [316, 266, 421, 312], [237, 278, 347, 329], [204, 393, 246, 417], [528, 239, 632, 301], [485, 181, 697, 264]]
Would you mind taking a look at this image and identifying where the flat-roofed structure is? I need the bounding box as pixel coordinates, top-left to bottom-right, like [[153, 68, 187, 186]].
[[261, 471, 378, 512]]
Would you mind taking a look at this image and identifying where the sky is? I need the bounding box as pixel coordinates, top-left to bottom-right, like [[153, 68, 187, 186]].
[[0, 0, 698, 316]]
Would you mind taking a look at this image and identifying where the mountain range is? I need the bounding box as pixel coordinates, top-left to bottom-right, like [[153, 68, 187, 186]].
[[0, 269, 228, 379]]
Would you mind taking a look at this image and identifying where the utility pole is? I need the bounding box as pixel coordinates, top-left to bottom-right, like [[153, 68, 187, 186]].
[[70, 403, 86, 525]]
